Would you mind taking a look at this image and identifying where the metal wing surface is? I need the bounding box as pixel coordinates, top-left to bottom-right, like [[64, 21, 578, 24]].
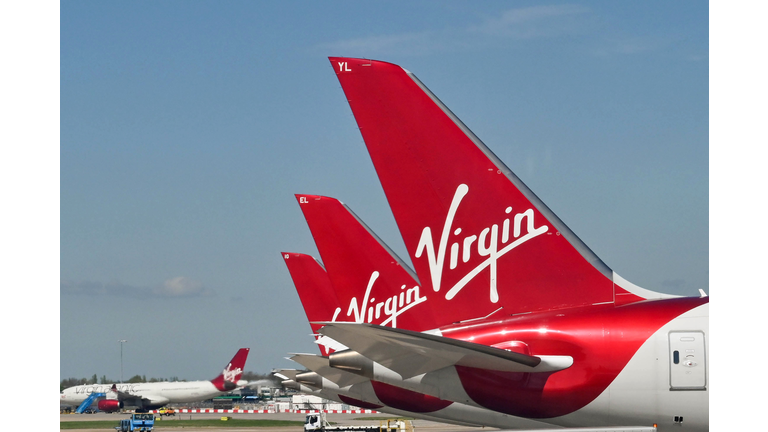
[[289, 353, 370, 387], [273, 369, 301, 380], [318, 322, 573, 378]]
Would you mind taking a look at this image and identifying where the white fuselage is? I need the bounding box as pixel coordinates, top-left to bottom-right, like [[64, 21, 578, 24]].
[[555, 303, 709, 431], [60, 380, 225, 407]]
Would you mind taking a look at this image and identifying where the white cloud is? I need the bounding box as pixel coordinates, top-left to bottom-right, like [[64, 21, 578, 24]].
[[319, 5, 695, 62], [318, 5, 591, 57], [470, 5, 590, 39], [319, 30, 450, 57], [589, 36, 665, 56], [155, 276, 206, 297], [61, 276, 212, 298]]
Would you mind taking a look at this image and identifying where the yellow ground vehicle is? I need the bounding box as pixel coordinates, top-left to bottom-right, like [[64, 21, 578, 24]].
[[157, 408, 175, 416]]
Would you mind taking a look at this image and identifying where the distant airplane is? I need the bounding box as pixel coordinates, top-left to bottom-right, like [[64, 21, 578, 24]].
[[60, 348, 250, 412], [297, 57, 708, 431]]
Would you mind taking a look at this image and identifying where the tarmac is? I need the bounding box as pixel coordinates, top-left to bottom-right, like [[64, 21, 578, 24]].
[[59, 411, 492, 432]]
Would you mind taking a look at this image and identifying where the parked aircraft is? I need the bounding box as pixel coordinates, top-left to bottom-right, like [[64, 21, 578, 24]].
[[60, 348, 250, 412], [305, 57, 709, 431]]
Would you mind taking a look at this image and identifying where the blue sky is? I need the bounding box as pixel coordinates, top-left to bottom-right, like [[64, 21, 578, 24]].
[[53, 1, 714, 382]]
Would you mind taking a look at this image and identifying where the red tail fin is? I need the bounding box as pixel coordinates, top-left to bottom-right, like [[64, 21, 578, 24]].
[[282, 251, 343, 355], [329, 57, 643, 316], [210, 348, 249, 391], [295, 194, 454, 330]]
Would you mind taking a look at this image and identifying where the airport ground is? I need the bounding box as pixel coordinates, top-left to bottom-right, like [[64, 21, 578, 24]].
[[59, 411, 491, 432]]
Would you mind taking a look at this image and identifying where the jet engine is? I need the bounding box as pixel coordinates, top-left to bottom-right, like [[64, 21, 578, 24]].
[[97, 399, 123, 412]]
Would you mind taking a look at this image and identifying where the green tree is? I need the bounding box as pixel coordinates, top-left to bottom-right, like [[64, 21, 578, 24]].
[[127, 375, 143, 383], [60, 377, 89, 391]]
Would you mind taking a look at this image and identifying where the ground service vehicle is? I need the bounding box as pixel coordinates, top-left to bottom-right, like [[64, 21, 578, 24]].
[[115, 413, 154, 431], [304, 413, 408, 432], [157, 408, 175, 416]]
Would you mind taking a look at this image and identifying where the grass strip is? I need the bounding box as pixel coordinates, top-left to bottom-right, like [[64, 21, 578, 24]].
[[61, 419, 305, 429], [352, 417, 415, 421]]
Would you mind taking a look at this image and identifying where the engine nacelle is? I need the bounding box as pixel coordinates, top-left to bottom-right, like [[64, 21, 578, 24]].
[[328, 349, 373, 378], [295, 371, 323, 389], [281, 379, 301, 391], [97, 399, 123, 412]]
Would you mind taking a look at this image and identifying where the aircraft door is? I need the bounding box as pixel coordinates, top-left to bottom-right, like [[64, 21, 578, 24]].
[[669, 331, 706, 390]]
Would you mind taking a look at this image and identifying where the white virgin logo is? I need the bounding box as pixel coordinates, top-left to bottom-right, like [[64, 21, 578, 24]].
[[222, 364, 242, 382], [415, 184, 548, 303], [334, 271, 427, 328]]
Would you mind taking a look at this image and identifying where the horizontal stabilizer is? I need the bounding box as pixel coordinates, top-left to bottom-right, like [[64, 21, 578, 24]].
[[318, 322, 572, 378], [289, 353, 370, 388], [314, 334, 349, 352], [273, 369, 301, 380]]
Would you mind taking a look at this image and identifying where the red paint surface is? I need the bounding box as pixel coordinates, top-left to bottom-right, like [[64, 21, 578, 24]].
[[210, 348, 249, 391], [328, 57, 627, 324], [295, 194, 439, 330], [442, 297, 707, 418], [338, 394, 383, 410], [371, 381, 453, 413], [97, 399, 121, 412], [283, 252, 340, 337]]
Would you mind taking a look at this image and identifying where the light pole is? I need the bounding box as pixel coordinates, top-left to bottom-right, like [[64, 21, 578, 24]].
[[118, 340, 127, 383]]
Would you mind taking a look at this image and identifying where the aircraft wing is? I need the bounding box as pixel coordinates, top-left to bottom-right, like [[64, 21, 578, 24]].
[[104, 385, 170, 409], [289, 353, 371, 388], [107, 385, 142, 404], [318, 323, 573, 378], [107, 385, 169, 407], [273, 369, 302, 380], [314, 334, 349, 352]]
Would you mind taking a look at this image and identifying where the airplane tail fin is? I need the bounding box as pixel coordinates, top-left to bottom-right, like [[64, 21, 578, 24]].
[[282, 251, 344, 355], [282, 252, 340, 334], [210, 348, 250, 391], [329, 57, 655, 316], [296, 194, 460, 330]]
